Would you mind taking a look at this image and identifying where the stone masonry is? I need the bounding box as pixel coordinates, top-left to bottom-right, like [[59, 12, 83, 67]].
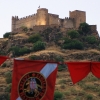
[[12, 8, 97, 33]]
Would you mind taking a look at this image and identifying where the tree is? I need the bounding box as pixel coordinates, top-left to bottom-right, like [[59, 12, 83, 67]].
[[8, 46, 31, 56], [28, 34, 42, 43], [79, 22, 91, 35], [8, 46, 20, 56], [86, 36, 97, 44], [67, 30, 79, 39], [32, 41, 46, 51], [63, 37, 72, 44], [54, 91, 63, 100], [62, 40, 83, 50], [3, 32, 11, 38]]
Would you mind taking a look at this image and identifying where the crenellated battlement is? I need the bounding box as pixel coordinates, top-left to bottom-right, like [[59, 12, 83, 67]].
[[64, 17, 74, 20], [49, 13, 59, 17], [16, 14, 36, 21], [12, 16, 19, 20]]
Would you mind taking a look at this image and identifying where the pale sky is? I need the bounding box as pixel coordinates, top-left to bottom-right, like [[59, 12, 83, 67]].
[[0, 0, 100, 38]]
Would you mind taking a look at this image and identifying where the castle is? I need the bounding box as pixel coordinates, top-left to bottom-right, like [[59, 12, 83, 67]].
[[12, 8, 97, 35]]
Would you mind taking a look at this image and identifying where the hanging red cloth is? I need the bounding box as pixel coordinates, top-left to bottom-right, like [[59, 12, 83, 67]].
[[0, 56, 9, 65], [91, 62, 100, 78], [65, 62, 91, 84]]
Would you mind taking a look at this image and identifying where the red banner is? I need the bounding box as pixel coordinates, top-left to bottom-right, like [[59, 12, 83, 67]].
[[11, 59, 58, 100], [0, 56, 8, 65], [91, 62, 100, 78], [66, 62, 91, 84]]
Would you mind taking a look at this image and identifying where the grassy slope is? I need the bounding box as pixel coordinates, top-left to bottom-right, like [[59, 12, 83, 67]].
[[0, 47, 100, 100], [0, 30, 100, 99]]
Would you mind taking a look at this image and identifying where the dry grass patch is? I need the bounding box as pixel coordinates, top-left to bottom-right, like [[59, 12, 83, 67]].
[[0, 77, 6, 84], [0, 38, 8, 42], [14, 33, 29, 38], [88, 49, 100, 54]]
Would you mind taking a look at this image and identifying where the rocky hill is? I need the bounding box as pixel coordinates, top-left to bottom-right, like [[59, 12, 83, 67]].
[[0, 24, 100, 100]]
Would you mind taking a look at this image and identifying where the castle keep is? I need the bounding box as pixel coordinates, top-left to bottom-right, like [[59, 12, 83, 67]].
[[12, 8, 97, 36]]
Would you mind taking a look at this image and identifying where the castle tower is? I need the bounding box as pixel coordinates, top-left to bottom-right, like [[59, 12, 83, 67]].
[[36, 8, 49, 25], [69, 10, 86, 28], [12, 16, 19, 31]]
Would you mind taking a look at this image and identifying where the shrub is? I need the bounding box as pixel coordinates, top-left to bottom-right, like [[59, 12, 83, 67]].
[[86, 94, 93, 100], [63, 37, 72, 44], [59, 79, 67, 84], [58, 64, 67, 71], [8, 46, 20, 56], [54, 55, 64, 62], [3, 32, 11, 38], [62, 40, 83, 50], [19, 47, 31, 55], [0, 51, 6, 55], [8, 46, 31, 56], [54, 91, 63, 100], [5, 71, 12, 84], [68, 30, 79, 39], [28, 34, 42, 43], [79, 22, 91, 35], [0, 93, 10, 100], [86, 36, 97, 44], [88, 76, 98, 81], [5, 84, 12, 92], [21, 26, 28, 32], [1, 63, 6, 68], [29, 55, 37, 60], [32, 41, 46, 51]]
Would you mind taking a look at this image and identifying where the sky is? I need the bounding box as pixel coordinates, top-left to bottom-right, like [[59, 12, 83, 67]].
[[0, 0, 100, 38]]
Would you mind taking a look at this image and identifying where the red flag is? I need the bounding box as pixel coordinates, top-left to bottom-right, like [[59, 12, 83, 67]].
[[91, 62, 100, 78], [0, 56, 8, 65], [65, 62, 91, 84], [11, 59, 58, 100]]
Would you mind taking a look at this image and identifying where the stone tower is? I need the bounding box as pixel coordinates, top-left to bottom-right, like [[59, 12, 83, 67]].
[[12, 16, 19, 31], [36, 8, 49, 25], [69, 10, 86, 28]]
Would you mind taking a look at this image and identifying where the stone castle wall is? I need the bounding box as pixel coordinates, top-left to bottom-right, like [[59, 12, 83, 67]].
[[48, 13, 59, 25], [12, 8, 97, 33], [90, 25, 97, 32], [12, 14, 37, 31], [17, 14, 36, 28], [12, 8, 60, 31], [63, 17, 74, 28], [32, 24, 59, 32]]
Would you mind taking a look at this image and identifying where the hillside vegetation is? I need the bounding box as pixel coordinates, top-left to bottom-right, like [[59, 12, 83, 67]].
[[0, 22, 100, 100]]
